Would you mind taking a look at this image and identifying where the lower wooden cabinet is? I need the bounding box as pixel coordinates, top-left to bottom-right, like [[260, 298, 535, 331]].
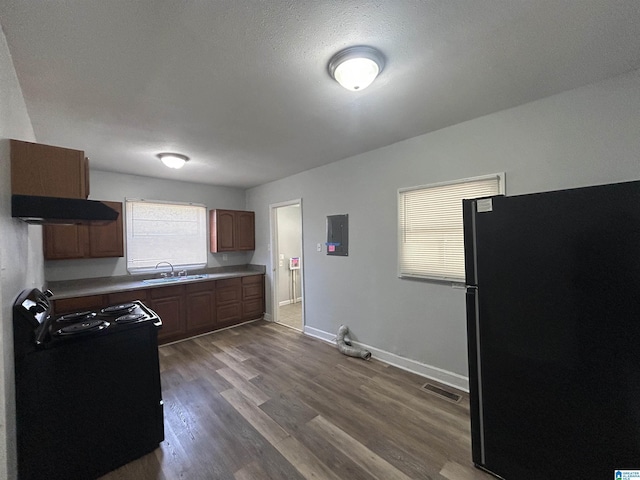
[[186, 282, 217, 335], [216, 277, 242, 325], [150, 285, 186, 344], [242, 275, 265, 318], [51, 274, 265, 345]]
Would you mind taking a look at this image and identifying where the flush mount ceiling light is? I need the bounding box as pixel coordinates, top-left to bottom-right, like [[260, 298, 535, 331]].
[[328, 46, 385, 91], [157, 152, 189, 169]]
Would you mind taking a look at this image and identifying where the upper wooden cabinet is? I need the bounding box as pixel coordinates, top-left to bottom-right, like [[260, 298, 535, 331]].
[[44, 201, 124, 260], [11, 139, 90, 199], [210, 209, 255, 252]]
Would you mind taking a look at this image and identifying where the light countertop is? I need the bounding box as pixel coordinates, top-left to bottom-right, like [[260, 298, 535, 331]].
[[46, 264, 266, 300]]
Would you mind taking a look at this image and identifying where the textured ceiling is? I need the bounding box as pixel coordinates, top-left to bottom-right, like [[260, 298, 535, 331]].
[[2, 1, 640, 188]]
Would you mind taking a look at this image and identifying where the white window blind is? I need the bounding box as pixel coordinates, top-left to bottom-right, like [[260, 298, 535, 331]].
[[398, 174, 504, 281], [126, 199, 207, 274]]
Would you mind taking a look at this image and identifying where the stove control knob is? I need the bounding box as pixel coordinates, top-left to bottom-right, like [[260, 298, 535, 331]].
[[43, 289, 54, 298]]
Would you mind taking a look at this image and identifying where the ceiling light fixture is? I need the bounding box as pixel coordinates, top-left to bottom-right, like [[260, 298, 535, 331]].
[[328, 46, 385, 91], [157, 152, 190, 169]]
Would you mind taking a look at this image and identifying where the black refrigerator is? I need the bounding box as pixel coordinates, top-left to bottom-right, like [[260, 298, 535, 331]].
[[462, 180, 640, 480]]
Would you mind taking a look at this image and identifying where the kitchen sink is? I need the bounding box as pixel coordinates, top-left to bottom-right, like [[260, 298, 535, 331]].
[[142, 274, 209, 284]]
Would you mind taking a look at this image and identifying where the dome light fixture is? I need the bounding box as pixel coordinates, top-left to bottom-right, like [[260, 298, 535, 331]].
[[157, 152, 190, 169], [328, 46, 385, 91]]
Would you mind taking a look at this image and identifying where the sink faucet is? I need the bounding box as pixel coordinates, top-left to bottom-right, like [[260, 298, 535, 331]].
[[155, 261, 175, 277]]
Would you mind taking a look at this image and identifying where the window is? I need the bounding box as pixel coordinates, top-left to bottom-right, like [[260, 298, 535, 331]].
[[125, 199, 207, 274], [398, 173, 504, 281]]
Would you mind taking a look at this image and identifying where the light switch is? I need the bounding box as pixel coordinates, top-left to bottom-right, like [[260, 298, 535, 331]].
[[317, 243, 322, 252], [279, 253, 285, 260]]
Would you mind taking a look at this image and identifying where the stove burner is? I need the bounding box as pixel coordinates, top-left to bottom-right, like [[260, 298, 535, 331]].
[[115, 313, 145, 324], [58, 311, 97, 323], [55, 320, 109, 336], [101, 303, 136, 315]]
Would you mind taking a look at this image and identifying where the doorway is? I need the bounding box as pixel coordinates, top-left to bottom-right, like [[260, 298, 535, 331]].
[[270, 200, 303, 331]]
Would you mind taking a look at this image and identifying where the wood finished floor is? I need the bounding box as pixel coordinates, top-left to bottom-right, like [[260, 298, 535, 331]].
[[100, 320, 493, 480]]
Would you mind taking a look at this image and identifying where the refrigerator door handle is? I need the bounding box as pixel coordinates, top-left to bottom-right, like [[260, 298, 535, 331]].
[[466, 286, 486, 465]]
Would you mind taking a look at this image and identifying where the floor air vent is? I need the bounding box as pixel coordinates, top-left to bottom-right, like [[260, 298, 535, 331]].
[[421, 383, 462, 403]]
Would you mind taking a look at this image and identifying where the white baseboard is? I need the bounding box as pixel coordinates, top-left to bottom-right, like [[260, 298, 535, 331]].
[[263, 312, 273, 321], [278, 298, 303, 307], [303, 326, 469, 392], [304, 326, 335, 342]]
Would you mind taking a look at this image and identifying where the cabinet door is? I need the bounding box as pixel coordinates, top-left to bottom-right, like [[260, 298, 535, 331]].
[[11, 139, 88, 199], [242, 298, 264, 319], [43, 224, 89, 260], [150, 286, 186, 344], [186, 282, 216, 335], [210, 210, 236, 252], [89, 201, 123, 258], [43, 200, 123, 260], [236, 211, 255, 251]]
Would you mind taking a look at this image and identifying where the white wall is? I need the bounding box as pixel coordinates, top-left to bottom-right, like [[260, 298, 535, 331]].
[[44, 170, 251, 281], [247, 68, 640, 389], [0, 25, 39, 480], [276, 205, 302, 305]]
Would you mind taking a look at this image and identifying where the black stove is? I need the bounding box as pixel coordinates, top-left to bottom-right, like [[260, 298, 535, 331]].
[[45, 300, 160, 341], [13, 288, 164, 480]]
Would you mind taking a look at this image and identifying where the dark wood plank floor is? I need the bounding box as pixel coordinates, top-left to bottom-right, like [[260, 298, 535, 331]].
[[100, 320, 494, 480]]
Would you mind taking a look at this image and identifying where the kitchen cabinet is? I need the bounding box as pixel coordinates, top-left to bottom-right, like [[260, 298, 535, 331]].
[[186, 281, 217, 335], [210, 209, 255, 252], [242, 275, 265, 319], [216, 277, 242, 325], [11, 139, 90, 199], [43, 201, 124, 260], [150, 285, 186, 344], [50, 274, 264, 344]]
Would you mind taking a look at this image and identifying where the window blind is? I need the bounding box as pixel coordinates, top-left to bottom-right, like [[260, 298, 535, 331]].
[[398, 174, 503, 281], [126, 199, 207, 274]]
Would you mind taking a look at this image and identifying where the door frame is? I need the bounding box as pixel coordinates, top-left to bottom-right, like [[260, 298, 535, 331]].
[[269, 199, 304, 329]]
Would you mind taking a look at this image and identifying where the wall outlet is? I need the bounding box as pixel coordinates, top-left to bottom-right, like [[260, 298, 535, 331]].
[[222, 254, 228, 261]]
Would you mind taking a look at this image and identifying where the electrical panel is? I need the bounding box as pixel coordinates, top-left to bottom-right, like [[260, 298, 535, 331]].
[[326, 214, 348, 256]]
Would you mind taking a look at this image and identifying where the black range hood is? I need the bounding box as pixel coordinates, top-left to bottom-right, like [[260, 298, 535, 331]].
[[12, 195, 119, 225]]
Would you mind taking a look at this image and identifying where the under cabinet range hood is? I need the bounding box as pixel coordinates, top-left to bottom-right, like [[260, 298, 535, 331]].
[[11, 195, 119, 225]]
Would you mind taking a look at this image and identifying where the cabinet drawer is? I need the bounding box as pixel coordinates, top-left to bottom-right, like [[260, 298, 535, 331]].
[[185, 280, 215, 293], [53, 295, 105, 315], [241, 275, 262, 285], [108, 290, 149, 305], [217, 277, 241, 289], [150, 285, 185, 299]]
